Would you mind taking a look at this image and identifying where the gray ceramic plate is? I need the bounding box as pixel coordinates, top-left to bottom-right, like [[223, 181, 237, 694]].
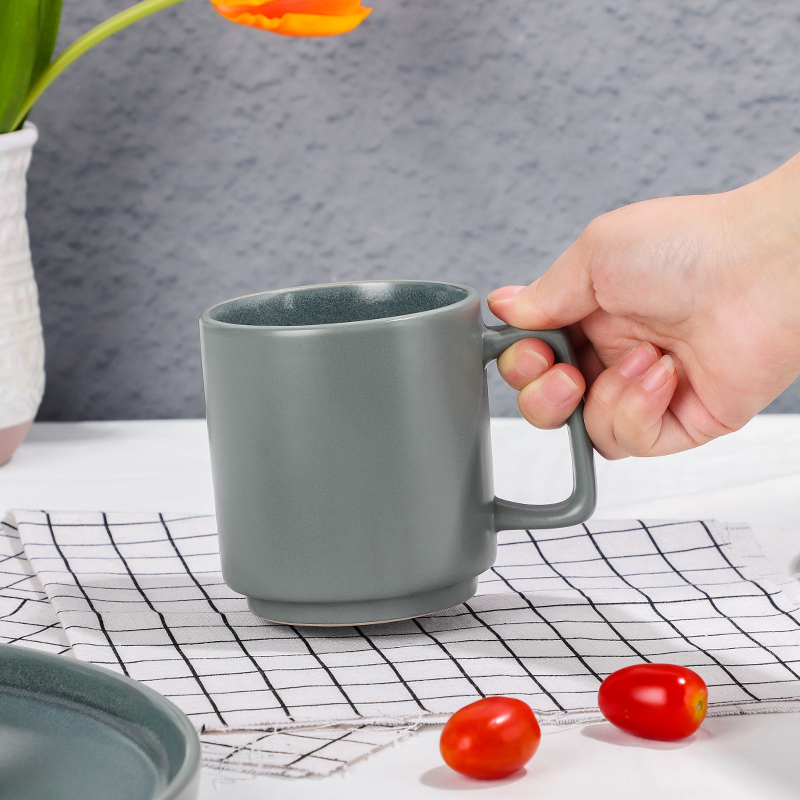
[[0, 643, 200, 800]]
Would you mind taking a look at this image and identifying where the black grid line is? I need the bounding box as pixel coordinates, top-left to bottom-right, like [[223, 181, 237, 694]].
[[288, 624, 362, 717], [45, 512, 130, 676], [220, 731, 281, 765], [0, 516, 394, 778], [8, 509, 800, 738], [353, 626, 428, 712], [286, 725, 366, 767], [525, 529, 651, 663], [462, 600, 566, 712], [489, 565, 603, 681], [581, 523, 760, 700], [699, 521, 800, 627], [0, 598, 28, 619], [158, 513, 293, 722], [640, 521, 800, 689], [199, 723, 416, 777], [101, 513, 226, 726], [411, 617, 485, 698]]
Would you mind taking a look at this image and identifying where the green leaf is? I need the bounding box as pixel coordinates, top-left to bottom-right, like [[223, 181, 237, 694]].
[[0, 0, 41, 133], [31, 0, 62, 86], [12, 0, 187, 131]]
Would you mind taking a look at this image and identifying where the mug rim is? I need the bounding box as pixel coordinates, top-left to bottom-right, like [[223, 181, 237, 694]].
[[200, 279, 479, 330]]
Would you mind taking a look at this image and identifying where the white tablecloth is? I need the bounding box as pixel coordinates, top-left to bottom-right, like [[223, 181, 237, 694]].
[[3, 416, 800, 799]]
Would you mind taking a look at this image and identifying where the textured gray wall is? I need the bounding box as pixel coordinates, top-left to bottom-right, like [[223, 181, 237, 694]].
[[27, 0, 800, 420]]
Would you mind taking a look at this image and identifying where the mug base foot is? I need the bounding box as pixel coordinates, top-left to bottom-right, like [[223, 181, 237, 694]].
[[247, 578, 478, 626]]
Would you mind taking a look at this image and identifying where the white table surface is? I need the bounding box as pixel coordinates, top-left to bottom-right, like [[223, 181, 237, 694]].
[[5, 415, 800, 799]]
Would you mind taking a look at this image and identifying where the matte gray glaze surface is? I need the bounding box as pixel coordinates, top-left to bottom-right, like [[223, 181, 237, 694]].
[[0, 643, 200, 800], [200, 280, 596, 625]]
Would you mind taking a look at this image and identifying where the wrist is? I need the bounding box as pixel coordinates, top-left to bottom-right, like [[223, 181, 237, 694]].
[[756, 150, 800, 236], [722, 155, 800, 338]]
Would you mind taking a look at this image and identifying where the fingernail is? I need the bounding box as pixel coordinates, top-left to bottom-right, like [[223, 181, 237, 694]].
[[487, 285, 526, 303], [641, 355, 675, 393], [541, 369, 579, 406], [619, 342, 658, 379], [517, 349, 549, 378]]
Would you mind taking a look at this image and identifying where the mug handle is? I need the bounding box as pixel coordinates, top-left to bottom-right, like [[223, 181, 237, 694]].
[[483, 325, 597, 532]]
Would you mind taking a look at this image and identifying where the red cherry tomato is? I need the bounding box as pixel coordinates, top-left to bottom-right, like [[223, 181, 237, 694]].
[[598, 663, 708, 741], [439, 696, 541, 780]]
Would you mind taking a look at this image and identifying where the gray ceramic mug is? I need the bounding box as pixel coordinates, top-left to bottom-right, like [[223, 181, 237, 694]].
[[200, 280, 596, 625]]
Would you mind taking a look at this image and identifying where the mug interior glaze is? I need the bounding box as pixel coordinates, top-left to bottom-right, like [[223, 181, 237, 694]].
[[207, 281, 470, 327]]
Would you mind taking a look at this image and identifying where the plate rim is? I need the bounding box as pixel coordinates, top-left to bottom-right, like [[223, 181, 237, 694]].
[[0, 641, 201, 800]]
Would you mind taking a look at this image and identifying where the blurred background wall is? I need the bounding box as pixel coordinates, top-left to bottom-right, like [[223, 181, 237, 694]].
[[28, 0, 800, 420]]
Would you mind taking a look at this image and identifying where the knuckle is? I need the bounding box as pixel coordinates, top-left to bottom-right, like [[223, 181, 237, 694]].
[[595, 446, 628, 462], [623, 438, 657, 458], [517, 384, 569, 431], [586, 376, 619, 410], [614, 408, 660, 457], [525, 281, 562, 330], [579, 211, 617, 252], [583, 406, 626, 461]]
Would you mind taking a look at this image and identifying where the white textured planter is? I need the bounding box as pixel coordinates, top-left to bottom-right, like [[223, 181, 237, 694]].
[[0, 123, 44, 464]]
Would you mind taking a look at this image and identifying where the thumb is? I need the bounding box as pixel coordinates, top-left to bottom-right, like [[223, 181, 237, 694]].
[[487, 240, 600, 330]]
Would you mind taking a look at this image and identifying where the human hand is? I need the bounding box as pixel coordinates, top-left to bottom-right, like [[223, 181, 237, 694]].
[[488, 153, 800, 459]]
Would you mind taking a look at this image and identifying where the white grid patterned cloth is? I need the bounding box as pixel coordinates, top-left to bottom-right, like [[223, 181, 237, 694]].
[[4, 510, 800, 777]]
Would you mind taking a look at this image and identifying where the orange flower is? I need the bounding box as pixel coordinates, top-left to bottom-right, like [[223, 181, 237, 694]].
[[210, 0, 371, 37]]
